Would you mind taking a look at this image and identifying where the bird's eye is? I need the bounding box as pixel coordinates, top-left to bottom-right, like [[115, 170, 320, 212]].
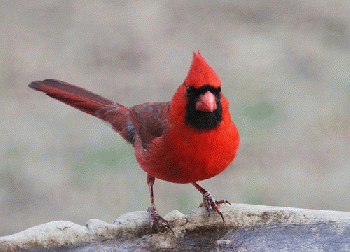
[[186, 86, 194, 93]]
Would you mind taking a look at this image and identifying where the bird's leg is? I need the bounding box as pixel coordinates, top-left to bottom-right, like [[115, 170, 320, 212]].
[[147, 174, 172, 232], [192, 182, 230, 221]]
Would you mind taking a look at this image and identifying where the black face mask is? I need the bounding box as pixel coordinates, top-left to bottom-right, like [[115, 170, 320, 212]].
[[185, 85, 222, 130]]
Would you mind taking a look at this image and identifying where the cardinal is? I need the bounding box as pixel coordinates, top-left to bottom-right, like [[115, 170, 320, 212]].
[[29, 52, 240, 231]]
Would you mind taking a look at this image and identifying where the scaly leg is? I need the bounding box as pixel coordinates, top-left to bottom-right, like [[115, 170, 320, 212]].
[[147, 174, 172, 232], [192, 182, 230, 221]]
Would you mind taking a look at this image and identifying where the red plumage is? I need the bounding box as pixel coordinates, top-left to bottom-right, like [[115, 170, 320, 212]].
[[29, 52, 240, 231]]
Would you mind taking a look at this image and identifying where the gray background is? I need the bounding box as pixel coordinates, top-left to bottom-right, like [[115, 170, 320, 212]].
[[1, 0, 349, 236]]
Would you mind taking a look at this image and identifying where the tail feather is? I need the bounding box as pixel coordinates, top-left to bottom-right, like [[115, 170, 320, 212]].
[[29, 79, 135, 144], [29, 79, 116, 116]]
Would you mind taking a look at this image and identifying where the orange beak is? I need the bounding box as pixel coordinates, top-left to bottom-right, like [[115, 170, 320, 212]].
[[195, 91, 217, 112]]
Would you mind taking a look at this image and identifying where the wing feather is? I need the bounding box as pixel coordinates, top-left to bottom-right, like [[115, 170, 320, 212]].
[[130, 102, 169, 148]]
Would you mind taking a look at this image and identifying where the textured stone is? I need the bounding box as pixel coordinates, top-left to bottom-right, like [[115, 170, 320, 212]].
[[1, 204, 350, 251]]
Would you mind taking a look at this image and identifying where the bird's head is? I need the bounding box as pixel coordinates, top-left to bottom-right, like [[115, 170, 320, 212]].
[[170, 52, 229, 130]]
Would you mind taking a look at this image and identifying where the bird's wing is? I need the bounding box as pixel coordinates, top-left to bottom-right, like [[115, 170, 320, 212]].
[[130, 102, 170, 148]]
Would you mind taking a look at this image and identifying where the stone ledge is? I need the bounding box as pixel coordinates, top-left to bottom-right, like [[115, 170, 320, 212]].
[[1, 204, 350, 251]]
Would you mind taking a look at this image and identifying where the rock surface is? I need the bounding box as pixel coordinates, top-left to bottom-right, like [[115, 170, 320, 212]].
[[1, 204, 350, 251]]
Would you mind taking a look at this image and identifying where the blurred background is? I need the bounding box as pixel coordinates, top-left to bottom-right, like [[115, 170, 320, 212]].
[[1, 0, 349, 236]]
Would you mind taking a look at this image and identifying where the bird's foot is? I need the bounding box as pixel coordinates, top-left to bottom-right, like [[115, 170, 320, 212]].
[[200, 192, 230, 221], [147, 206, 173, 233]]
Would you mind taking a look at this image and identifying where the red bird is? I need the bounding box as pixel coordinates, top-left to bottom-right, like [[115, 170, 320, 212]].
[[29, 52, 240, 231]]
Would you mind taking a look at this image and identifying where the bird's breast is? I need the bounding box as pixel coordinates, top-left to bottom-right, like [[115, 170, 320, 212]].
[[135, 123, 239, 184]]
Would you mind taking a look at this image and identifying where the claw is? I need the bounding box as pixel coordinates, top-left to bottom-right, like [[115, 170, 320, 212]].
[[193, 182, 230, 221], [148, 206, 174, 233], [201, 191, 230, 221]]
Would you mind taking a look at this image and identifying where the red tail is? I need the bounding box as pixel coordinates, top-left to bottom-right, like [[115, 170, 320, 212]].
[[29, 79, 135, 144], [29, 79, 116, 116]]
